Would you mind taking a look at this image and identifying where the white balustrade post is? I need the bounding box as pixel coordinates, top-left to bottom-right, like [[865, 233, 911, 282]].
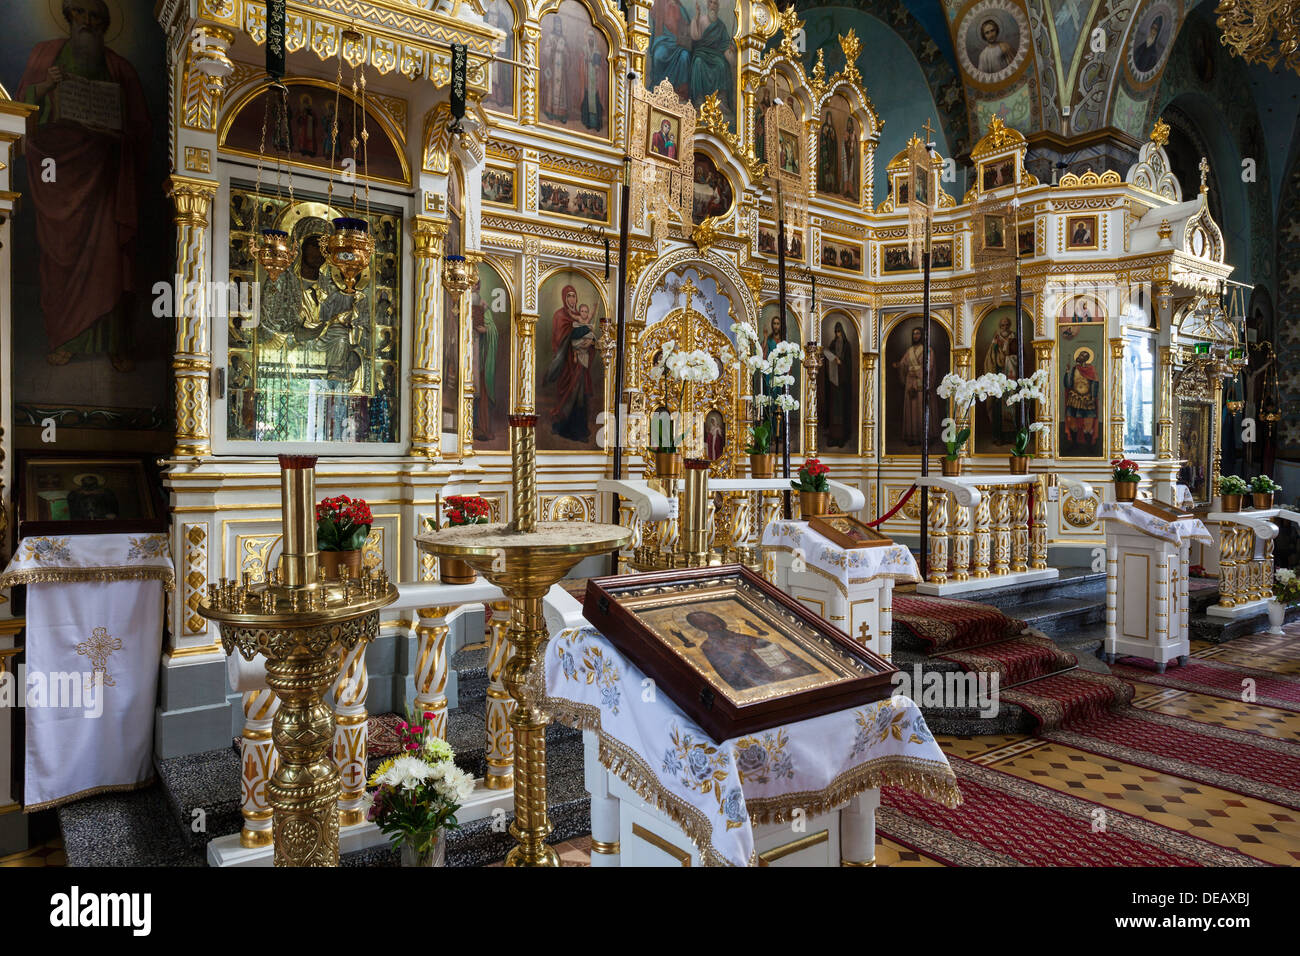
[[485, 599, 516, 790], [331, 642, 369, 827], [239, 688, 279, 848], [415, 606, 453, 738]]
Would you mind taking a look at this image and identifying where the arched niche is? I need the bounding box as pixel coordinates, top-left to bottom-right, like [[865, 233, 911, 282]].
[[880, 312, 952, 458], [818, 309, 860, 454]]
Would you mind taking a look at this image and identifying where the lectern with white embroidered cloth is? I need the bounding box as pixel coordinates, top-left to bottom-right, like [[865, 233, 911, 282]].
[[0, 533, 174, 810], [1097, 501, 1211, 672]]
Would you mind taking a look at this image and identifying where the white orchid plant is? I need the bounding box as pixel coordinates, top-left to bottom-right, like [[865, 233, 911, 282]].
[[732, 321, 803, 455], [936, 367, 1050, 459], [647, 339, 725, 453]]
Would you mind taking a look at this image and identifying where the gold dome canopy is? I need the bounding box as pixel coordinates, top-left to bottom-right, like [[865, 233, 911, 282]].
[[970, 115, 1027, 161]]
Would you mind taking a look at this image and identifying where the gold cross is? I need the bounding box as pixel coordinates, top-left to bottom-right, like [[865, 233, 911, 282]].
[[921, 118, 936, 146], [858, 621, 871, 644], [680, 277, 697, 314], [1198, 156, 1209, 193]]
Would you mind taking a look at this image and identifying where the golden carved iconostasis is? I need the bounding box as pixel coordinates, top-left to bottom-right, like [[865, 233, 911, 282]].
[[145, 0, 1242, 663]]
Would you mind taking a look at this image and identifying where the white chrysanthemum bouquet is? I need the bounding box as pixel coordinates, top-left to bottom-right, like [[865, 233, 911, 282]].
[[363, 706, 475, 861]]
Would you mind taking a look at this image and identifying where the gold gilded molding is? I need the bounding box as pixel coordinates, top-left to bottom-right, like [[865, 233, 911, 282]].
[[167, 175, 218, 227]]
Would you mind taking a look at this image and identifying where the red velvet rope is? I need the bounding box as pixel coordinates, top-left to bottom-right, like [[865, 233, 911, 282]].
[[865, 484, 917, 527]]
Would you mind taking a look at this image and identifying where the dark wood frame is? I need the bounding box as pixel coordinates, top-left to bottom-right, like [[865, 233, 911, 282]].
[[809, 514, 894, 549], [1133, 498, 1192, 521], [15, 451, 168, 538], [582, 564, 897, 741]]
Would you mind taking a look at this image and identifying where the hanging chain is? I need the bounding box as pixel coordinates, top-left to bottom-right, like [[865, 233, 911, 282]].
[[326, 33, 344, 210], [253, 84, 271, 235]]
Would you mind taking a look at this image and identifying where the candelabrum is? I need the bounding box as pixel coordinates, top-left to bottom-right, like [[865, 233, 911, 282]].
[[199, 456, 396, 866], [416, 416, 630, 865], [678, 458, 717, 568]]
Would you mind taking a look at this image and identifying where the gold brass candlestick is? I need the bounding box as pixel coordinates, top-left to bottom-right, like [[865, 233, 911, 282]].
[[417, 415, 629, 866], [199, 455, 396, 866], [678, 458, 717, 568]]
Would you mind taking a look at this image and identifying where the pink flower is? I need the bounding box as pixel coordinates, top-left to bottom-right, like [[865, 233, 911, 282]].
[[423, 711, 435, 721], [406, 742, 419, 751], [410, 725, 423, 734]]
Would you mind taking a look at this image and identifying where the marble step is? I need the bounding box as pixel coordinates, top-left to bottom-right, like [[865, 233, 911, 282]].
[[932, 567, 1105, 610]]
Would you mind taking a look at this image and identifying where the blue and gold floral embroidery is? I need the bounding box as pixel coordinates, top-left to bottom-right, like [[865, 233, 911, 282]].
[[18, 537, 72, 564], [127, 535, 170, 560], [733, 729, 794, 785], [555, 635, 622, 714], [661, 726, 746, 830]]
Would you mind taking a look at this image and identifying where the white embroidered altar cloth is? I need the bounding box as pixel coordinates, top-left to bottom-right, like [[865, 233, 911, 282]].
[[537, 625, 959, 866], [761, 519, 920, 587], [1, 534, 174, 810], [1097, 503, 1212, 546]]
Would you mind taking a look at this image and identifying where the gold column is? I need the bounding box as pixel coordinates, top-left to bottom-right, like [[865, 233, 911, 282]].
[[331, 641, 369, 827], [411, 218, 449, 459], [927, 490, 949, 585], [414, 606, 453, 739], [484, 600, 515, 790], [461, 251, 483, 457], [1157, 345, 1175, 460], [679, 459, 712, 567], [1212, 372, 1225, 495], [1011, 486, 1029, 573], [238, 688, 279, 848], [991, 487, 1011, 576], [1033, 342, 1054, 457], [1218, 525, 1238, 608], [1242, 528, 1261, 602], [167, 175, 218, 458], [1263, 538, 1276, 600], [1109, 338, 1126, 459], [859, 353, 876, 457], [951, 494, 971, 582], [803, 343, 823, 460], [1031, 475, 1048, 570], [973, 484, 992, 578]]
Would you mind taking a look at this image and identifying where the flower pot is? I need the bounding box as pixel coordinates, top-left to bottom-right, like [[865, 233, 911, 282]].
[[1221, 493, 1242, 513], [439, 556, 475, 585], [400, 833, 446, 867], [1252, 492, 1274, 510], [1008, 455, 1030, 475], [1114, 480, 1139, 502], [941, 458, 962, 477], [319, 548, 363, 580], [749, 454, 775, 479], [799, 491, 830, 518], [1267, 599, 1286, 636], [654, 450, 683, 480]]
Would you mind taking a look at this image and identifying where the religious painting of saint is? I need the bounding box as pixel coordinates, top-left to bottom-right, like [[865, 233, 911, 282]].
[[760, 303, 802, 455], [815, 94, 859, 204], [752, 82, 773, 168], [647, 0, 738, 128], [5, 0, 177, 431], [894, 176, 909, 205], [481, 165, 516, 207], [1065, 215, 1098, 250], [538, 176, 610, 224], [981, 157, 1015, 190], [881, 241, 955, 273], [1127, 1, 1176, 87], [757, 225, 804, 261], [472, 262, 512, 451], [777, 129, 800, 177], [884, 315, 950, 456], [704, 409, 726, 460], [482, 0, 516, 114], [692, 153, 733, 223], [647, 108, 681, 161], [1058, 294, 1105, 325], [983, 214, 1007, 250], [957, 0, 1030, 86], [1059, 322, 1106, 458], [226, 192, 402, 445], [537, 270, 606, 451], [539, 1, 609, 138], [820, 237, 863, 273], [221, 82, 407, 184], [1018, 223, 1035, 258], [819, 313, 859, 453], [20, 456, 160, 528], [1177, 402, 1212, 503], [973, 306, 1035, 454]]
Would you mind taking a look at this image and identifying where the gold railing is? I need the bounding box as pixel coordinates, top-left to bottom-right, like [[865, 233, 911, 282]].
[[918, 475, 1047, 586]]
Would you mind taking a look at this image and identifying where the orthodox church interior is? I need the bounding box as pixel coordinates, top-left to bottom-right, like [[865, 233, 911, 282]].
[[1, 0, 1299, 892]]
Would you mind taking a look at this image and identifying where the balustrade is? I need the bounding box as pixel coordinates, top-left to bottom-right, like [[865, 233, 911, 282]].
[[1205, 508, 1298, 617]]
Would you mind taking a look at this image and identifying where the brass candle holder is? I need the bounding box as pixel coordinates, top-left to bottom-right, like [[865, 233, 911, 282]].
[[199, 455, 396, 866], [417, 415, 630, 866], [678, 458, 717, 568]]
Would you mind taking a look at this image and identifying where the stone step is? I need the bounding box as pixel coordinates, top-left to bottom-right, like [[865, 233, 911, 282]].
[[935, 567, 1105, 610]]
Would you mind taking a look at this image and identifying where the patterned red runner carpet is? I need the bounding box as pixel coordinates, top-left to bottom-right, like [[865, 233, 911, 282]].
[[938, 632, 1074, 685], [1002, 670, 1135, 730], [1041, 707, 1300, 810], [893, 594, 1036, 652], [878, 758, 1268, 866], [1112, 656, 1300, 712]]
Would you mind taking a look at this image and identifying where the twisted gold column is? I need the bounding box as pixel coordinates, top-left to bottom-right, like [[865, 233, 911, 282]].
[[167, 175, 218, 458], [991, 488, 1011, 576], [951, 497, 971, 582], [239, 688, 279, 848], [1011, 487, 1029, 573], [484, 600, 516, 790], [927, 490, 949, 585], [411, 218, 448, 459], [414, 606, 453, 739], [1218, 526, 1239, 608], [1030, 475, 1048, 570], [331, 641, 369, 827], [503, 593, 555, 866], [973, 485, 992, 578]]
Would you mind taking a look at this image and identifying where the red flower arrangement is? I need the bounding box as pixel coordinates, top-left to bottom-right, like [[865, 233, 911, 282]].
[[442, 495, 491, 527], [316, 495, 373, 551], [791, 457, 830, 493], [1111, 459, 1140, 483]]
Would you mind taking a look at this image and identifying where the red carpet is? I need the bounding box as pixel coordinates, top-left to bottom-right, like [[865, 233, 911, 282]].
[[893, 594, 1033, 652], [938, 633, 1074, 685], [1002, 670, 1135, 730], [1042, 707, 1300, 810], [878, 758, 1268, 866], [1112, 656, 1300, 712]]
